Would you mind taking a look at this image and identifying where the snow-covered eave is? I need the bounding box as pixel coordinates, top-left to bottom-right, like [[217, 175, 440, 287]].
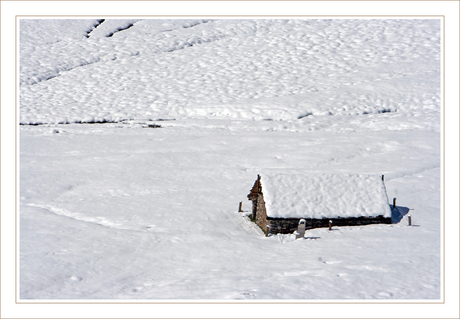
[[265, 214, 392, 220]]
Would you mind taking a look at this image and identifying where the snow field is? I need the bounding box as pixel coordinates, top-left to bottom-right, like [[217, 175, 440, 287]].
[[20, 122, 440, 299], [18, 18, 441, 300], [19, 19, 440, 125]]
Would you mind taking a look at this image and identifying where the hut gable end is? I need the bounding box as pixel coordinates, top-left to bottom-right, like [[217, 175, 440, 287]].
[[248, 174, 262, 201]]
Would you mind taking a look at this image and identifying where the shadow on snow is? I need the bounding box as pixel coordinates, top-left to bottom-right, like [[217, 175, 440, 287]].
[[391, 205, 410, 224]]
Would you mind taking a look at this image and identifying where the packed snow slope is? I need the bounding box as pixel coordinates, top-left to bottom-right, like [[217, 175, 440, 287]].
[[20, 19, 440, 125], [19, 19, 441, 300]]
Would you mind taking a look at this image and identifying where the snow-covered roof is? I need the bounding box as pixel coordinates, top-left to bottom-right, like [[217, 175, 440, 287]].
[[260, 173, 392, 219]]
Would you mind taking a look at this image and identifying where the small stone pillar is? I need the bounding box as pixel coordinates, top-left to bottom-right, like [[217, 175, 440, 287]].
[[296, 219, 306, 239]]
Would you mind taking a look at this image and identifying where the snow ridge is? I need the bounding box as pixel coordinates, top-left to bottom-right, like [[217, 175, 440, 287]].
[[26, 203, 148, 232]]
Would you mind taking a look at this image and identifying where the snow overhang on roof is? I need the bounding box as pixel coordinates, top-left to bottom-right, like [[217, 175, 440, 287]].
[[260, 173, 392, 219]]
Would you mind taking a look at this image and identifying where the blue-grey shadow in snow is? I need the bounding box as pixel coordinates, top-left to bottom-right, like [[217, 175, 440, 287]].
[[391, 205, 410, 224]]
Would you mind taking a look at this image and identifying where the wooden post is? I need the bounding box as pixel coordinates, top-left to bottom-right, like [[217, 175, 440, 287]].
[[329, 220, 332, 231], [393, 198, 396, 209], [238, 201, 243, 212], [408, 215, 412, 226]]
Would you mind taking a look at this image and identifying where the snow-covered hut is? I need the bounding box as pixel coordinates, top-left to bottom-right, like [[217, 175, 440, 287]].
[[247, 173, 392, 236]]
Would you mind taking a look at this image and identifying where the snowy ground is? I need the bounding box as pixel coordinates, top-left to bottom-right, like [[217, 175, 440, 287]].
[[18, 18, 442, 300]]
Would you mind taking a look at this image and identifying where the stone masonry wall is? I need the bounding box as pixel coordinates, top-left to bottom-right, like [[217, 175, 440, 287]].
[[266, 214, 392, 235], [253, 193, 270, 234]]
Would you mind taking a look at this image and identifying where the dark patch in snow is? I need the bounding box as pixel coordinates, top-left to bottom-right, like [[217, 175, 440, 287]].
[[363, 108, 396, 115], [21, 57, 104, 86], [20, 117, 176, 126], [163, 33, 230, 53], [21, 50, 140, 86], [391, 205, 410, 224], [298, 112, 313, 119], [20, 119, 118, 126], [380, 108, 397, 113], [182, 19, 213, 29], [21, 122, 45, 126], [85, 19, 105, 38], [161, 20, 213, 33], [106, 23, 136, 37]]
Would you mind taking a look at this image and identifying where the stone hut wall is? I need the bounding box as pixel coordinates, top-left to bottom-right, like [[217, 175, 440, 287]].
[[253, 193, 270, 234], [266, 217, 301, 235], [266, 215, 392, 235]]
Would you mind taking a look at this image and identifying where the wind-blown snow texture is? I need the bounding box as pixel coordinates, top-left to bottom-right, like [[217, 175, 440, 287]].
[[261, 173, 392, 219], [20, 19, 440, 125], [19, 19, 441, 300]]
